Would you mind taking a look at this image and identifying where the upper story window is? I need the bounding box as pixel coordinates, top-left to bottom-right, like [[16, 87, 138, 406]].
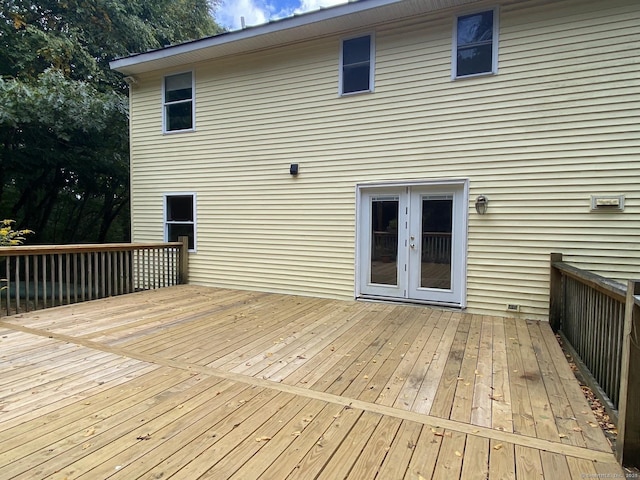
[[163, 72, 194, 132], [164, 193, 196, 251], [340, 34, 374, 95], [453, 9, 498, 78]]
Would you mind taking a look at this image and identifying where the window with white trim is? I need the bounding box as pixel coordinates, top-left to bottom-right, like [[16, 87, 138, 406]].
[[340, 34, 374, 95], [163, 72, 194, 132], [454, 9, 497, 78], [164, 194, 196, 251]]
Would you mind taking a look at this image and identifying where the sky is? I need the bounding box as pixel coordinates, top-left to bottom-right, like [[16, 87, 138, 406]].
[[214, 0, 349, 31]]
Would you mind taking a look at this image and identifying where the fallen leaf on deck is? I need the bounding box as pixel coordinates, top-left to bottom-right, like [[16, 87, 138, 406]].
[[84, 427, 95, 437], [82, 443, 92, 450], [136, 434, 151, 441], [455, 450, 462, 457], [493, 443, 503, 450], [292, 431, 301, 437], [363, 375, 369, 379], [572, 427, 583, 432], [559, 434, 568, 438], [255, 436, 272, 442]]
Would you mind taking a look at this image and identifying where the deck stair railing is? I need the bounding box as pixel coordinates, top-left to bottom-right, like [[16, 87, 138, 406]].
[[0, 238, 189, 316], [549, 253, 639, 467]]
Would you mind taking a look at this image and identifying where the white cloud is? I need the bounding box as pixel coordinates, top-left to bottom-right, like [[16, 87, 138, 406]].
[[215, 0, 349, 31], [215, 0, 269, 30], [294, 0, 348, 15]]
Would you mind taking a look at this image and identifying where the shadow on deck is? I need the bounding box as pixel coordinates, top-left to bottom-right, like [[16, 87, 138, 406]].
[[0, 285, 623, 479]]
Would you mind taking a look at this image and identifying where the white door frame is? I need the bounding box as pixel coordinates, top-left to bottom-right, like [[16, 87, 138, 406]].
[[355, 178, 469, 308]]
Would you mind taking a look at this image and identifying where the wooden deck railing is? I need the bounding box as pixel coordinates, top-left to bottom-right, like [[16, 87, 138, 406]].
[[0, 238, 189, 316], [372, 232, 451, 263], [550, 253, 640, 466]]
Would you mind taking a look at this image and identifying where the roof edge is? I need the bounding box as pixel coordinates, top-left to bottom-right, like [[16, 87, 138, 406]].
[[110, 0, 404, 72]]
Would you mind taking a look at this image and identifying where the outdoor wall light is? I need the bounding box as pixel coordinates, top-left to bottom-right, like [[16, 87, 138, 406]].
[[289, 163, 299, 176], [475, 195, 488, 215]]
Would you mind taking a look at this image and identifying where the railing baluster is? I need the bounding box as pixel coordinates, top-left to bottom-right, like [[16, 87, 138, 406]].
[[42, 255, 48, 308], [101, 252, 106, 298], [72, 253, 78, 304], [25, 255, 30, 312], [4, 257, 10, 315], [49, 255, 55, 307], [80, 253, 86, 302], [94, 252, 99, 300], [15, 256, 21, 314], [65, 253, 71, 305], [58, 254, 63, 306], [34, 255, 39, 310], [125, 250, 131, 293]]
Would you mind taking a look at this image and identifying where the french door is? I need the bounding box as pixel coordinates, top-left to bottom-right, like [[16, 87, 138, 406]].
[[357, 182, 467, 306]]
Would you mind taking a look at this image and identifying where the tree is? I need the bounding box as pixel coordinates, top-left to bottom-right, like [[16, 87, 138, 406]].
[[0, 219, 32, 246], [0, 0, 222, 243]]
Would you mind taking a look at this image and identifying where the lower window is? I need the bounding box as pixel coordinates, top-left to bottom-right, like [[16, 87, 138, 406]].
[[164, 193, 196, 251]]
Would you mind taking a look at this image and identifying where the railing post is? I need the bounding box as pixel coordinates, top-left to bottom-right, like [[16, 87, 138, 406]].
[[178, 236, 189, 284], [549, 252, 563, 331], [617, 279, 640, 466]]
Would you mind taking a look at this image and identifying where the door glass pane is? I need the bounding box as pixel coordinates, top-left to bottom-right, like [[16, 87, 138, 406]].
[[370, 197, 398, 286], [421, 195, 453, 289]]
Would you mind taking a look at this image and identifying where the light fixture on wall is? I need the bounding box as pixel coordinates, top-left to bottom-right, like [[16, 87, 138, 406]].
[[475, 195, 488, 215], [289, 163, 299, 176]]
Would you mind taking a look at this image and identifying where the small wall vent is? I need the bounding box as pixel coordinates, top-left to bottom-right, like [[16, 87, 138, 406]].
[[590, 195, 624, 212]]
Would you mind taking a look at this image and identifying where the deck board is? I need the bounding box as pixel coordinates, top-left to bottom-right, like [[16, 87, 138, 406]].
[[0, 285, 623, 479]]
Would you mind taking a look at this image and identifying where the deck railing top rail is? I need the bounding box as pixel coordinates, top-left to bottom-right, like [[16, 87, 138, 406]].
[[0, 242, 183, 256], [551, 257, 626, 302]]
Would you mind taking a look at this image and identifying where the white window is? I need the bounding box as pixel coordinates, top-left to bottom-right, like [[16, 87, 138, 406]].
[[163, 72, 194, 132], [340, 34, 374, 95], [453, 9, 498, 78], [164, 193, 196, 251]]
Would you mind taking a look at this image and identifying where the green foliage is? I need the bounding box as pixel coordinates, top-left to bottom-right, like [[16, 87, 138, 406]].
[[0, 219, 33, 246], [0, 0, 222, 243]]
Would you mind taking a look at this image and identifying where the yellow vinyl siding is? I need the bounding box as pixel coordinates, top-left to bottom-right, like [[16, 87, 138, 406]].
[[128, 0, 640, 319]]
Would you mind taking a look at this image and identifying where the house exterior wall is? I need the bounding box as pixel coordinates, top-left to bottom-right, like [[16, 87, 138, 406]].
[[128, 0, 640, 319]]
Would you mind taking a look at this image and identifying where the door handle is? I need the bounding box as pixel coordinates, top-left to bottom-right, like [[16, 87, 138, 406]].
[[410, 243, 415, 249]]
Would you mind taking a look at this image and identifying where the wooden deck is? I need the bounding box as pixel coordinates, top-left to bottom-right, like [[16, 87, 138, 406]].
[[0, 285, 623, 479]]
